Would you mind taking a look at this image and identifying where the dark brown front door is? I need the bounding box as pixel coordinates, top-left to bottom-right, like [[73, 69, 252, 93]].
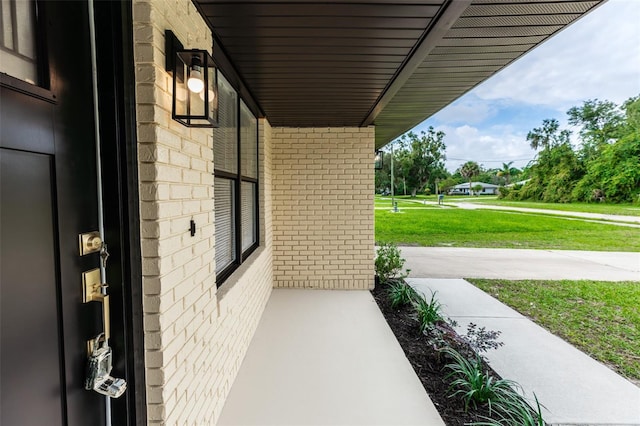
[[1, 1, 109, 425]]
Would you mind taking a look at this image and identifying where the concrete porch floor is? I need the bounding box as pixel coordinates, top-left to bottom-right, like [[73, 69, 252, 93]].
[[218, 289, 445, 425]]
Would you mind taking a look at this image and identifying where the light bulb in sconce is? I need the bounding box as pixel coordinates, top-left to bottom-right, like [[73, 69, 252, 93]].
[[187, 55, 204, 93]]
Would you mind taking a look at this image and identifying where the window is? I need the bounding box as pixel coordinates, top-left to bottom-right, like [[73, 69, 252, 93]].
[[0, 0, 39, 85], [239, 100, 258, 252], [214, 72, 259, 284]]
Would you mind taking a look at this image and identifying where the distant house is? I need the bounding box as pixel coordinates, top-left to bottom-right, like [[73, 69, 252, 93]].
[[449, 182, 499, 195], [504, 179, 531, 188]]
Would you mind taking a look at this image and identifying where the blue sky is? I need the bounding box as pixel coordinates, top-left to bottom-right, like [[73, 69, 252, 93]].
[[408, 0, 640, 172]]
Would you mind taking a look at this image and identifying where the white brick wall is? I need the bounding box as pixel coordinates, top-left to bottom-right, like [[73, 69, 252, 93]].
[[132, 2, 273, 423], [271, 127, 375, 290], [132, 2, 375, 422]]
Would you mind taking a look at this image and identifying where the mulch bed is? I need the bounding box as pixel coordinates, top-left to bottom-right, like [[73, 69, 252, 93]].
[[371, 284, 497, 425]]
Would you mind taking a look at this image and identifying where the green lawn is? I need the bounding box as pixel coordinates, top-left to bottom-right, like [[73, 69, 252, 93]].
[[375, 208, 640, 251], [468, 279, 640, 383], [375, 198, 439, 209], [473, 199, 640, 216]]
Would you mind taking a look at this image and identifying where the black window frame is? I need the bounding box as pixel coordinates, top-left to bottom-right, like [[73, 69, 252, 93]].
[[214, 70, 259, 285], [0, 0, 53, 101]]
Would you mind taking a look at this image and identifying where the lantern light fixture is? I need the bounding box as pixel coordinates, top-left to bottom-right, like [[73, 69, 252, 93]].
[[165, 30, 218, 128]]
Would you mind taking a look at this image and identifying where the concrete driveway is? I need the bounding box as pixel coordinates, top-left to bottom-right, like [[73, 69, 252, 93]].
[[401, 247, 640, 281]]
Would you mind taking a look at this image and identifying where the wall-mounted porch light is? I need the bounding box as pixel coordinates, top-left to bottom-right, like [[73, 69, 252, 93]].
[[165, 30, 218, 127], [374, 150, 384, 170]]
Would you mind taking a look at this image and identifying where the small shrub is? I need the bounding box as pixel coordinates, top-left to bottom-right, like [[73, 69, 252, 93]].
[[387, 281, 417, 309], [475, 393, 546, 426], [497, 186, 510, 199], [413, 291, 442, 332], [375, 243, 408, 284], [425, 319, 464, 358], [443, 347, 547, 425], [462, 323, 504, 354], [443, 348, 496, 409]]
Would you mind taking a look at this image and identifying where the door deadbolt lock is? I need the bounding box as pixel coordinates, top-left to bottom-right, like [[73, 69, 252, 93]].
[[79, 231, 102, 255]]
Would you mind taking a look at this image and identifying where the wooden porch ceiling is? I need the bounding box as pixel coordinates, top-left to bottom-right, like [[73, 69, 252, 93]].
[[193, 0, 605, 148]]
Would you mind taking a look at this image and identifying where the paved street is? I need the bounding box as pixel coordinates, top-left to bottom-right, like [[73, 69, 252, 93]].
[[401, 246, 640, 281]]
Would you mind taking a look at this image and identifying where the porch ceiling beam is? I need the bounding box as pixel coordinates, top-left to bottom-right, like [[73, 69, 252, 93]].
[[360, 0, 472, 127]]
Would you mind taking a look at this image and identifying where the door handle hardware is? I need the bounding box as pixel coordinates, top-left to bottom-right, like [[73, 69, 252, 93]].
[[81, 268, 110, 340], [80, 242, 127, 398], [79, 231, 103, 256]]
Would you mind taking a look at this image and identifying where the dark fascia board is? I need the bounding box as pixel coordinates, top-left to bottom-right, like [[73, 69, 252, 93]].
[[360, 0, 472, 127]]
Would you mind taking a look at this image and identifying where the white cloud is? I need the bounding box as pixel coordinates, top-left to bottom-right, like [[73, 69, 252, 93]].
[[434, 124, 536, 172], [430, 97, 496, 125], [474, 0, 640, 110]]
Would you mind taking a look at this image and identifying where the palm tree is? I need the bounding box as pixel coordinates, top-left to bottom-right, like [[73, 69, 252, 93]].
[[460, 161, 480, 195], [497, 161, 514, 185]]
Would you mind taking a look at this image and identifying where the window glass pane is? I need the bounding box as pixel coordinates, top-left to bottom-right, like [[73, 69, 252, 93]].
[[0, 0, 38, 85], [215, 177, 236, 273], [241, 181, 256, 252], [213, 72, 237, 174], [240, 100, 258, 179]]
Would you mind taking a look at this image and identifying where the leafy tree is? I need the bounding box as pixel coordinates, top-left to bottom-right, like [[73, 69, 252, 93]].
[[568, 99, 624, 161], [497, 185, 511, 199], [623, 95, 640, 133], [431, 166, 449, 193], [477, 168, 501, 186], [572, 96, 640, 203], [438, 176, 461, 194], [572, 132, 640, 202], [534, 144, 582, 202], [460, 161, 480, 195], [526, 118, 571, 150], [520, 119, 582, 202], [395, 128, 447, 197], [472, 184, 484, 196]]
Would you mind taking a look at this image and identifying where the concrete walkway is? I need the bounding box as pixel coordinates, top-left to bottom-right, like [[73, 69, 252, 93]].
[[384, 196, 640, 226], [454, 201, 640, 224], [218, 289, 445, 426], [408, 278, 640, 426], [401, 247, 640, 281], [386, 196, 640, 224]]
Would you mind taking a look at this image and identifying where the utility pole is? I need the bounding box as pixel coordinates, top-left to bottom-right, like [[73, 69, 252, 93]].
[[391, 142, 398, 212]]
